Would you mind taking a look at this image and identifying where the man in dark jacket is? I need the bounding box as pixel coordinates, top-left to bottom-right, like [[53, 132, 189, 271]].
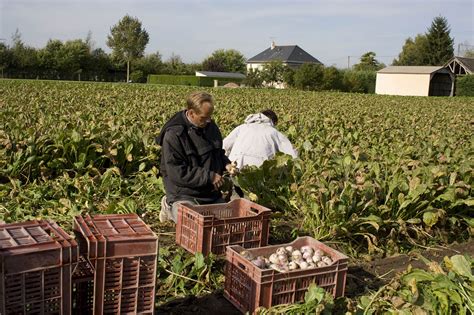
[[156, 91, 234, 223]]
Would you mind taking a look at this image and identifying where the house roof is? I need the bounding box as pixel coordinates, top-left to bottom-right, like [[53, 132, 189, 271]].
[[247, 45, 322, 64], [195, 71, 246, 79], [444, 56, 474, 74], [377, 66, 449, 75]]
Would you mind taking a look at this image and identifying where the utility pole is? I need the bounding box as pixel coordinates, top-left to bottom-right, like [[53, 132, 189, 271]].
[[347, 56, 350, 69]]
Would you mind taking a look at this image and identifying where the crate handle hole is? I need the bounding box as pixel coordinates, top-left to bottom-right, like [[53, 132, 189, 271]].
[[237, 262, 247, 271], [249, 207, 259, 214]]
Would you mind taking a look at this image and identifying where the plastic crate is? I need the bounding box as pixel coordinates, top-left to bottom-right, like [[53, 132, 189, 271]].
[[224, 236, 348, 314], [176, 198, 272, 256], [73, 214, 158, 315], [71, 255, 95, 314], [0, 220, 78, 315]]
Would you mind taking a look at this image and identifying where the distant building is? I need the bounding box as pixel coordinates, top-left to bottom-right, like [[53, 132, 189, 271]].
[[444, 56, 474, 75], [246, 42, 322, 72], [375, 66, 454, 97], [195, 71, 245, 87], [195, 71, 246, 79]]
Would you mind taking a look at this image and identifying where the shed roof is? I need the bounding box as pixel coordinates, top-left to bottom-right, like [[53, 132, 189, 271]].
[[247, 45, 322, 64], [444, 56, 474, 74], [378, 66, 448, 74], [195, 71, 246, 79]]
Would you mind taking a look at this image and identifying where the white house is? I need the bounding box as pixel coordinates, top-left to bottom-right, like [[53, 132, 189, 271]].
[[375, 66, 454, 97], [246, 42, 322, 72]]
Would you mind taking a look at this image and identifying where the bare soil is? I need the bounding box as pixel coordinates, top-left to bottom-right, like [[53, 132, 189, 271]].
[[346, 238, 474, 297], [155, 290, 240, 315]]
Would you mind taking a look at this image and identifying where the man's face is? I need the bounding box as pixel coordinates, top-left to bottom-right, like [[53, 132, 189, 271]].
[[189, 102, 213, 128]]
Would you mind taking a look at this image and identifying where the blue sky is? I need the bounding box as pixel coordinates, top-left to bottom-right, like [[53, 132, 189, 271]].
[[1, 0, 473, 68]]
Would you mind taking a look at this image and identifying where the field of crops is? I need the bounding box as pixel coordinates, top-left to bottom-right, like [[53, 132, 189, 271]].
[[1, 79, 473, 313]]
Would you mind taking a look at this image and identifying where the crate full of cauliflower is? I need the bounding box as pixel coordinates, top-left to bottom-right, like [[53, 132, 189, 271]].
[[224, 236, 348, 314]]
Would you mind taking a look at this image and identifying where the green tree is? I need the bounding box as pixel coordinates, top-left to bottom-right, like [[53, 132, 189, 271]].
[[182, 62, 203, 75], [0, 42, 12, 78], [89, 48, 111, 81], [132, 52, 163, 82], [163, 53, 187, 75], [353, 52, 384, 71], [130, 70, 144, 83], [107, 15, 149, 82], [202, 49, 245, 73], [38, 39, 63, 78], [282, 67, 295, 87], [293, 63, 324, 90], [321, 66, 343, 90], [243, 68, 263, 88], [393, 34, 429, 65], [261, 60, 285, 87], [10, 29, 39, 78], [60, 39, 90, 80], [342, 70, 376, 93], [456, 75, 474, 96], [425, 16, 454, 65]]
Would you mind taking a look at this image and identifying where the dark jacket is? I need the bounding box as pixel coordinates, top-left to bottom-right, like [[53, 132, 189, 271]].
[[156, 110, 230, 205]]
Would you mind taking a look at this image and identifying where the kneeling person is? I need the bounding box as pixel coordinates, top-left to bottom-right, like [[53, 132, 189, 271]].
[[156, 92, 234, 223]]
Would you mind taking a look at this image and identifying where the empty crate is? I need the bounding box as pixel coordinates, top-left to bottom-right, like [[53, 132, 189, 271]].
[[176, 198, 272, 256], [0, 220, 78, 315], [224, 236, 348, 314], [73, 214, 158, 315]]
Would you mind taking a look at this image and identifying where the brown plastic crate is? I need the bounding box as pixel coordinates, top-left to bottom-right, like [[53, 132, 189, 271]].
[[71, 255, 95, 314], [73, 214, 158, 315], [176, 198, 272, 256], [0, 220, 78, 315], [224, 236, 348, 314]]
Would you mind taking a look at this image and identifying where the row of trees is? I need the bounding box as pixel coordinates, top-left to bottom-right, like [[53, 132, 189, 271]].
[[0, 14, 248, 82], [1, 15, 469, 85], [393, 16, 464, 66], [244, 59, 377, 93], [0, 33, 205, 82], [242, 16, 464, 92]]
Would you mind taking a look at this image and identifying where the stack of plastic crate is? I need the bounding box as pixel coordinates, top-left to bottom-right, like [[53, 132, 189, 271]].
[[73, 214, 158, 315], [0, 220, 78, 315]]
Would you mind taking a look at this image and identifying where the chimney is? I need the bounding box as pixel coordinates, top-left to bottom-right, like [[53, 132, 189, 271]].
[[271, 41, 276, 50]]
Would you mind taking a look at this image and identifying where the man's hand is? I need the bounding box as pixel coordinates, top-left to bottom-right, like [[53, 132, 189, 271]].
[[226, 161, 239, 176], [212, 173, 225, 190]]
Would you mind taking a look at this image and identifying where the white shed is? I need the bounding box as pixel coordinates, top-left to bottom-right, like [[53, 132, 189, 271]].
[[195, 71, 246, 79], [376, 66, 454, 97]]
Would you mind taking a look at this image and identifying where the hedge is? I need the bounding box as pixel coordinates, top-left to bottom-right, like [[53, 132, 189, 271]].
[[147, 74, 243, 87], [456, 75, 474, 96], [342, 70, 376, 94]]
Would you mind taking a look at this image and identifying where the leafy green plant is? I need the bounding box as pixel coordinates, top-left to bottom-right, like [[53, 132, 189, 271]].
[[0, 79, 472, 257], [357, 254, 474, 314], [256, 284, 335, 314], [156, 247, 224, 303]]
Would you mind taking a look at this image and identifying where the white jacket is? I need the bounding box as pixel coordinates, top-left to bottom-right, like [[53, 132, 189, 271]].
[[223, 113, 298, 168]]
